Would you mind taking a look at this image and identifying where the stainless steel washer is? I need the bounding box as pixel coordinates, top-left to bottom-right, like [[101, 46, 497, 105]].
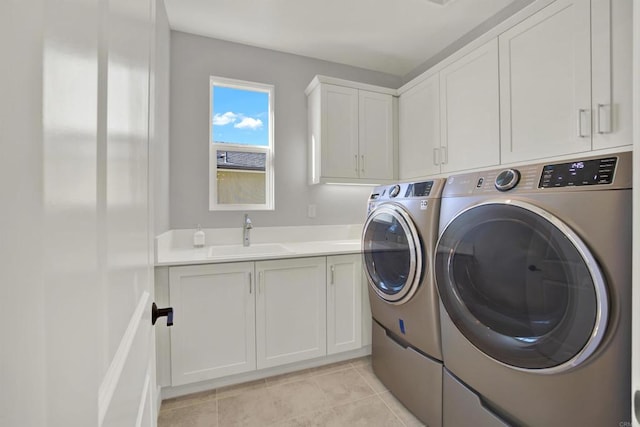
[[435, 152, 632, 426], [362, 179, 444, 427]]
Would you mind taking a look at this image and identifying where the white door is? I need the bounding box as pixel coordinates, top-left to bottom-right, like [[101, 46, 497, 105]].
[[169, 263, 256, 385], [499, 0, 592, 163], [100, 0, 156, 424], [440, 39, 500, 173], [398, 74, 441, 179], [359, 90, 394, 180], [1, 0, 157, 426], [321, 84, 359, 179], [256, 258, 327, 369]]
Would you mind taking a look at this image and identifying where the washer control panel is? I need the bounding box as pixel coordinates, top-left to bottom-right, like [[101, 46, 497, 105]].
[[494, 169, 521, 192]]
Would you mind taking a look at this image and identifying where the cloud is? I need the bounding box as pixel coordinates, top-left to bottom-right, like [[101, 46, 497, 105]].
[[234, 117, 263, 130], [213, 111, 238, 126]]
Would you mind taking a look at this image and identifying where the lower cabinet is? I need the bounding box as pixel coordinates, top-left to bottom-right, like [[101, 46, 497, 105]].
[[255, 257, 327, 369], [169, 262, 256, 386], [327, 254, 362, 355], [167, 255, 363, 387]]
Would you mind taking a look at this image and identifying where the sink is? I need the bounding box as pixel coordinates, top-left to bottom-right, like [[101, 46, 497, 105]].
[[207, 243, 294, 259]]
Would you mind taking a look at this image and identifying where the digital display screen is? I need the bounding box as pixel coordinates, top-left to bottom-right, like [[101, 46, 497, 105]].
[[539, 157, 617, 188], [406, 181, 433, 197]]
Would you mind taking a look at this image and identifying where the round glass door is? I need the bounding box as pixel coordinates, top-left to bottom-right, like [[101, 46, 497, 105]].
[[362, 204, 422, 304], [435, 200, 608, 373]]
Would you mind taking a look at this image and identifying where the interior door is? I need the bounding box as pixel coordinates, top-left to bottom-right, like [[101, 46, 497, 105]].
[[2, 0, 157, 425], [100, 0, 156, 425]]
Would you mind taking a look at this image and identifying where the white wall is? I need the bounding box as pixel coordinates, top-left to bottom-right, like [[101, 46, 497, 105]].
[[169, 31, 402, 230]]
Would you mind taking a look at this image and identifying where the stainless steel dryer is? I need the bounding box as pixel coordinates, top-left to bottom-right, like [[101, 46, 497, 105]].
[[435, 152, 632, 426], [362, 179, 444, 427]]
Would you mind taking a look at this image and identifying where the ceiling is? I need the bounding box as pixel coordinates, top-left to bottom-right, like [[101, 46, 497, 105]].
[[164, 0, 533, 77]]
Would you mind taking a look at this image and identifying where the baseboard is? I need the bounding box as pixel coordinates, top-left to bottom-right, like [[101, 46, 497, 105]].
[[160, 346, 371, 401]]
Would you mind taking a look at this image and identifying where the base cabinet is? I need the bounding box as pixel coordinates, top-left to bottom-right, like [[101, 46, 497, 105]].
[[169, 263, 256, 386], [327, 254, 362, 355], [166, 255, 364, 387], [256, 257, 327, 369]]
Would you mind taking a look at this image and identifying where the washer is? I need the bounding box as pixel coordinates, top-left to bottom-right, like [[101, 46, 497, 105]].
[[362, 179, 444, 427], [435, 152, 632, 426]]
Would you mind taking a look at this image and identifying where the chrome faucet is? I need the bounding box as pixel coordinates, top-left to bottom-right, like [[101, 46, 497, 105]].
[[243, 214, 253, 247]]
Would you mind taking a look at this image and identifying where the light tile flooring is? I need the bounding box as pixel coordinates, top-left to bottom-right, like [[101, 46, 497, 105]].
[[158, 356, 425, 427]]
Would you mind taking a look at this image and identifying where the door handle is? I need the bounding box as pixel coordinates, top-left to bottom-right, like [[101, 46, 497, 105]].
[[151, 302, 173, 326]]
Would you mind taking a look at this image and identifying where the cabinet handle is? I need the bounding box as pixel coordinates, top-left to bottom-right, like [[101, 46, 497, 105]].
[[360, 155, 365, 173], [258, 271, 263, 294], [577, 109, 589, 138], [596, 103, 611, 134], [354, 154, 358, 173], [249, 272, 252, 294], [433, 148, 440, 166], [330, 265, 335, 285], [441, 146, 448, 165]]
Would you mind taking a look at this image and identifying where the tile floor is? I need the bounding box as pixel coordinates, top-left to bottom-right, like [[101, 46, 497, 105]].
[[158, 356, 425, 427]]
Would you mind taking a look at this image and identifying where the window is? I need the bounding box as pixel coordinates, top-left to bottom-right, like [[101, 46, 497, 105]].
[[209, 76, 274, 210]]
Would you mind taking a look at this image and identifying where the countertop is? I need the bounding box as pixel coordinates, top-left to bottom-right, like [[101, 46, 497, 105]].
[[155, 225, 363, 267]]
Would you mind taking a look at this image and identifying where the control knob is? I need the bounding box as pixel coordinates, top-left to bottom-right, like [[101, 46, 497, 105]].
[[495, 169, 520, 192], [389, 185, 401, 198]]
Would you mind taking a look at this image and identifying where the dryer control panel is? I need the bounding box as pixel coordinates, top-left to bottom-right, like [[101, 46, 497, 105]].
[[539, 157, 617, 188], [442, 152, 631, 197]]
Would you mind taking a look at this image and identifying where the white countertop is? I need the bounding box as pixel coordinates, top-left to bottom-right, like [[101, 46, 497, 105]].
[[156, 224, 363, 266]]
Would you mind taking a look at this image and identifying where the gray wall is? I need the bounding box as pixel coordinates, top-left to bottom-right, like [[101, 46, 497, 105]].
[[152, 0, 170, 235], [170, 31, 402, 229]]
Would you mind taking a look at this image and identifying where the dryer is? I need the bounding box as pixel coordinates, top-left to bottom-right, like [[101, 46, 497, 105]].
[[435, 152, 632, 426], [362, 179, 444, 427]]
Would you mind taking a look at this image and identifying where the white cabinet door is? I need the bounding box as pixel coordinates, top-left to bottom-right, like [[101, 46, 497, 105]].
[[440, 39, 500, 173], [499, 0, 592, 163], [169, 263, 256, 386], [327, 254, 363, 355], [399, 74, 441, 180], [359, 90, 394, 180], [591, 0, 632, 151], [256, 257, 327, 369], [321, 84, 359, 179]]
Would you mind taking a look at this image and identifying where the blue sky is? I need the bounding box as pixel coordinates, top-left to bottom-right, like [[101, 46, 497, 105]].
[[212, 86, 269, 146]]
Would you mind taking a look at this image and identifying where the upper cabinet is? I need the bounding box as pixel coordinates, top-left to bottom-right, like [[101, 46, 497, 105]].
[[398, 74, 441, 180], [439, 39, 500, 174], [499, 0, 631, 164], [499, 0, 592, 163], [398, 40, 500, 180], [306, 76, 396, 185]]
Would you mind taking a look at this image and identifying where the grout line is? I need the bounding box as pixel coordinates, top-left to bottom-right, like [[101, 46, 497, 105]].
[[377, 392, 410, 427]]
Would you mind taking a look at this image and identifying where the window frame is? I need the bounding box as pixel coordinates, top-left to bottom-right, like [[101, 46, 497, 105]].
[[209, 76, 275, 211]]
